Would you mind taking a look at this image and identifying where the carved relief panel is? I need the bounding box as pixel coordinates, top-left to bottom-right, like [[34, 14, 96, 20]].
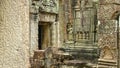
[[98, 20, 117, 60], [74, 9, 95, 41], [39, 0, 58, 13]]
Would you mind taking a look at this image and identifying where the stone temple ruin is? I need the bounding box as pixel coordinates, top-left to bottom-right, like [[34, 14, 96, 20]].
[[29, 0, 120, 68], [0, 0, 120, 68]]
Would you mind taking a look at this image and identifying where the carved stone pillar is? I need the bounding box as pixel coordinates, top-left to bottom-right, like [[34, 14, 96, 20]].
[[98, 20, 117, 67], [51, 22, 57, 47]]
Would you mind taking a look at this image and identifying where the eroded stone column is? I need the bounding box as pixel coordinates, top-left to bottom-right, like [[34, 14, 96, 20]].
[[0, 0, 30, 68]]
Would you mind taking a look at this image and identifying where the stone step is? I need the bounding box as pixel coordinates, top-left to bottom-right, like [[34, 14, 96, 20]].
[[64, 43, 97, 47], [59, 47, 99, 54], [98, 62, 117, 66], [94, 65, 113, 68], [98, 59, 117, 66], [65, 40, 95, 44], [66, 46, 98, 48], [98, 59, 116, 63]]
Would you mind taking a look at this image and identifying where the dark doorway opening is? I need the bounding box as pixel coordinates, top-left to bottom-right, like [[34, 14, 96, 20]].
[[38, 22, 51, 50], [38, 25, 43, 49]]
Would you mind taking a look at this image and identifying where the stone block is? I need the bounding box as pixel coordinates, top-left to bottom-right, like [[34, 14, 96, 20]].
[[99, 0, 120, 4], [33, 50, 45, 60], [81, 0, 93, 8], [39, 12, 56, 22], [98, 4, 120, 20]]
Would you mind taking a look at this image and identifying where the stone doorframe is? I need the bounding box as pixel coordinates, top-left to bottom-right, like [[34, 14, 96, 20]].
[[38, 12, 58, 48]]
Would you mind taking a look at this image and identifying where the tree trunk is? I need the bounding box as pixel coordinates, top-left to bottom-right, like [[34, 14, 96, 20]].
[[0, 0, 30, 68]]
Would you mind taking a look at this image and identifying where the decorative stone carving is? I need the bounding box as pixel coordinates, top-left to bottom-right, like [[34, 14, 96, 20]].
[[67, 23, 73, 40], [99, 0, 120, 4], [98, 20, 117, 60], [39, 12, 56, 22], [74, 9, 93, 32], [73, 0, 96, 41], [98, 3, 120, 20], [98, 20, 116, 33], [81, 0, 93, 8], [39, 0, 58, 13]]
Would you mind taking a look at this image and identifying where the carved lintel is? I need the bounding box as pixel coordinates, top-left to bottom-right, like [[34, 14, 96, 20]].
[[39, 12, 56, 22], [39, 0, 58, 13]]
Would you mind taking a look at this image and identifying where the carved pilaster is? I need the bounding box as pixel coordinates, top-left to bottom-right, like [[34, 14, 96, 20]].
[[98, 20, 117, 60]]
